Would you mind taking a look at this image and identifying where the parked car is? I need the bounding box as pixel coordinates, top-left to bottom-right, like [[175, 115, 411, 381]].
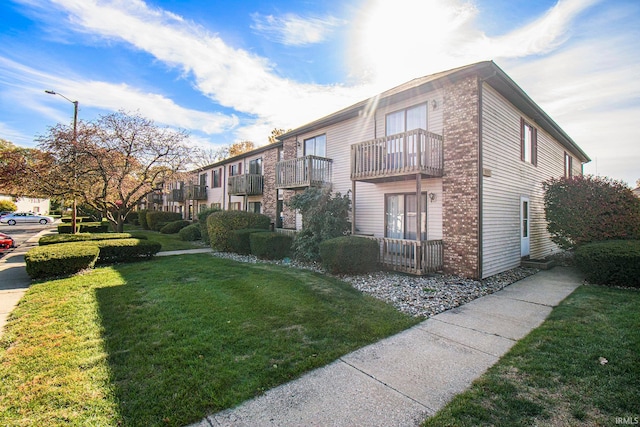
[[0, 211, 13, 219], [0, 212, 54, 225], [0, 232, 15, 250]]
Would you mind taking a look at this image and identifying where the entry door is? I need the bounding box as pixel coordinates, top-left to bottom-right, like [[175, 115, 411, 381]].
[[520, 196, 530, 257]]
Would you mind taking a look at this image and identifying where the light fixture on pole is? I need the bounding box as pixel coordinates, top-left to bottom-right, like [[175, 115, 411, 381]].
[[45, 90, 79, 234]]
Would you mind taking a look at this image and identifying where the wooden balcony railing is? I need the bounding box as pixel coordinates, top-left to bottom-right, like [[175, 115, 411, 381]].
[[374, 238, 443, 275], [351, 129, 443, 182], [168, 188, 184, 202], [185, 184, 207, 200], [228, 174, 264, 196], [147, 192, 163, 204], [275, 155, 332, 189]]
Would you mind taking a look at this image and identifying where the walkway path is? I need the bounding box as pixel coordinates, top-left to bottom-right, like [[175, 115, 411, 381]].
[[189, 267, 583, 427]]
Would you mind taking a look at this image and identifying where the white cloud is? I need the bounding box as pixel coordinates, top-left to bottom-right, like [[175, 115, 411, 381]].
[[250, 13, 345, 46]]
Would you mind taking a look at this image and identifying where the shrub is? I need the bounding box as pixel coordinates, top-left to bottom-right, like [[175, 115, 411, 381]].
[[207, 211, 270, 251], [229, 229, 266, 255], [25, 243, 100, 279], [147, 211, 183, 231], [319, 236, 379, 274], [197, 207, 221, 244], [57, 222, 109, 234], [0, 199, 17, 212], [178, 224, 201, 241], [60, 216, 91, 223], [160, 220, 191, 234], [575, 240, 640, 287], [92, 238, 161, 263], [126, 211, 139, 224], [138, 209, 149, 229], [39, 233, 143, 246], [543, 175, 640, 249], [250, 232, 293, 260], [287, 187, 351, 261]]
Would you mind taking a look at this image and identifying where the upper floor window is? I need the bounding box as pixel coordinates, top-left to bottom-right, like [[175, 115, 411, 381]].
[[564, 152, 573, 178], [199, 173, 207, 186], [304, 134, 326, 157], [229, 162, 242, 176], [520, 118, 537, 166], [386, 104, 427, 136], [249, 158, 263, 175], [212, 169, 221, 188]]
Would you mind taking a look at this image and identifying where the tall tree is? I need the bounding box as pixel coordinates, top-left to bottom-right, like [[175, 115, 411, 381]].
[[33, 111, 191, 232], [228, 140, 255, 157]]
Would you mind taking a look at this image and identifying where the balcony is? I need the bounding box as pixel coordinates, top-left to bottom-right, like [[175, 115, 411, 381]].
[[275, 155, 333, 189], [146, 191, 163, 204], [168, 188, 184, 202], [228, 174, 264, 196], [351, 129, 443, 182], [185, 184, 207, 200], [377, 238, 443, 275]]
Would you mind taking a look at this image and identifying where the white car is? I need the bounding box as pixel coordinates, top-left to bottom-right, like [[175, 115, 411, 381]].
[[0, 212, 54, 225]]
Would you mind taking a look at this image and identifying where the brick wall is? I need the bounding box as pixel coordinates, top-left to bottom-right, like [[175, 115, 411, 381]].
[[281, 137, 298, 229], [442, 75, 481, 278], [262, 146, 278, 223]]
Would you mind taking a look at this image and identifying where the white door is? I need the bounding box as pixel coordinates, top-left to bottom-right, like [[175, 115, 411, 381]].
[[520, 196, 530, 257]]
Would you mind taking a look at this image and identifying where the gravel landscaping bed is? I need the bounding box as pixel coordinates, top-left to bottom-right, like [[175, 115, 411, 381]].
[[211, 251, 539, 318]]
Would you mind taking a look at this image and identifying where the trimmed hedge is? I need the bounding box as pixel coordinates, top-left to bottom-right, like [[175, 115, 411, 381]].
[[138, 209, 149, 229], [160, 220, 191, 234], [575, 240, 640, 287], [92, 238, 161, 263], [60, 216, 91, 223], [25, 243, 100, 279], [230, 229, 266, 255], [250, 232, 293, 260], [197, 207, 221, 244], [57, 222, 109, 234], [178, 224, 201, 241], [207, 211, 270, 251], [147, 211, 183, 231], [319, 236, 379, 274], [39, 233, 144, 246]]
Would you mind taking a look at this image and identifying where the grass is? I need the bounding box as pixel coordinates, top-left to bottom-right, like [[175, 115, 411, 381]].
[[125, 227, 202, 251], [0, 254, 418, 427], [422, 284, 640, 427]]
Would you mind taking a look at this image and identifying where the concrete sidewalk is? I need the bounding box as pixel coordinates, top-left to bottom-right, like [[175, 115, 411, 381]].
[[190, 267, 583, 427], [0, 228, 55, 336]]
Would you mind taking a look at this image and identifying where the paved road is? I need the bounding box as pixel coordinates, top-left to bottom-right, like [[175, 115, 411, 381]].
[[0, 223, 56, 257]]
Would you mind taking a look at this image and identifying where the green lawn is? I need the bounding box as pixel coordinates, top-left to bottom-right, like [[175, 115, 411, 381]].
[[0, 254, 418, 427], [127, 228, 202, 251], [422, 284, 640, 427]]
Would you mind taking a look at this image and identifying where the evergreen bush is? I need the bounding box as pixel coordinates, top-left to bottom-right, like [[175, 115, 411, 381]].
[[575, 240, 640, 287], [138, 209, 149, 229], [319, 236, 379, 274], [147, 211, 182, 231], [229, 229, 266, 255], [160, 220, 191, 234], [92, 238, 161, 263], [250, 232, 293, 260], [207, 211, 270, 251], [178, 223, 201, 241], [25, 243, 100, 279], [39, 233, 142, 246], [197, 207, 221, 244]]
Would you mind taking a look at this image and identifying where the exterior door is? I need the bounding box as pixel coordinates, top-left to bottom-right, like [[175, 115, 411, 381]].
[[520, 196, 530, 257]]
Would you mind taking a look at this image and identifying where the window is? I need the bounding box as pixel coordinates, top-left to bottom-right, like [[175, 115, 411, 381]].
[[385, 193, 427, 240], [211, 202, 221, 209], [564, 152, 573, 178], [385, 104, 427, 136], [249, 158, 262, 175], [212, 169, 221, 188], [229, 163, 241, 176], [248, 202, 261, 213], [520, 118, 537, 166], [229, 202, 241, 211], [199, 173, 207, 186], [304, 134, 326, 157]]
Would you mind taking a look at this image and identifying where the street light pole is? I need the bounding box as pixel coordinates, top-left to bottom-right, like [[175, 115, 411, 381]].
[[45, 90, 79, 234]]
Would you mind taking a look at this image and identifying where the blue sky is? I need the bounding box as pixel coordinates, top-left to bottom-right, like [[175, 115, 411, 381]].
[[1, 0, 638, 186]]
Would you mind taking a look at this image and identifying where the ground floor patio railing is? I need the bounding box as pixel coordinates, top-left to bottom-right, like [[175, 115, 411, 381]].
[[376, 238, 443, 275]]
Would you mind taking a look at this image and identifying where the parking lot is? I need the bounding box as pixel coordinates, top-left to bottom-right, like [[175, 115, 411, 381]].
[[0, 222, 57, 257]]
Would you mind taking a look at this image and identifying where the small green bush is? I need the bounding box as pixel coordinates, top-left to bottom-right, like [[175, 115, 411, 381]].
[[319, 236, 379, 274], [126, 211, 139, 224], [57, 222, 109, 234], [60, 216, 91, 223], [25, 243, 100, 279], [160, 220, 191, 234], [39, 233, 143, 246], [178, 224, 201, 241], [229, 229, 266, 255], [138, 209, 149, 229], [147, 211, 183, 231], [198, 207, 222, 244], [93, 238, 162, 263], [250, 232, 293, 260], [208, 211, 270, 251], [575, 240, 640, 287]]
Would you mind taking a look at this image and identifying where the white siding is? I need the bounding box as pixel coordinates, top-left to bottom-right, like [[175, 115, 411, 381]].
[[481, 83, 570, 277]]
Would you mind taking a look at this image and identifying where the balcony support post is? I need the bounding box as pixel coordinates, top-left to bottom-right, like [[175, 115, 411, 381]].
[[416, 173, 422, 243], [351, 180, 357, 235]]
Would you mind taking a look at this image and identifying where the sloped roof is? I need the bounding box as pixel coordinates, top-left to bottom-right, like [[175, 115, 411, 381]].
[[278, 61, 590, 163]]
